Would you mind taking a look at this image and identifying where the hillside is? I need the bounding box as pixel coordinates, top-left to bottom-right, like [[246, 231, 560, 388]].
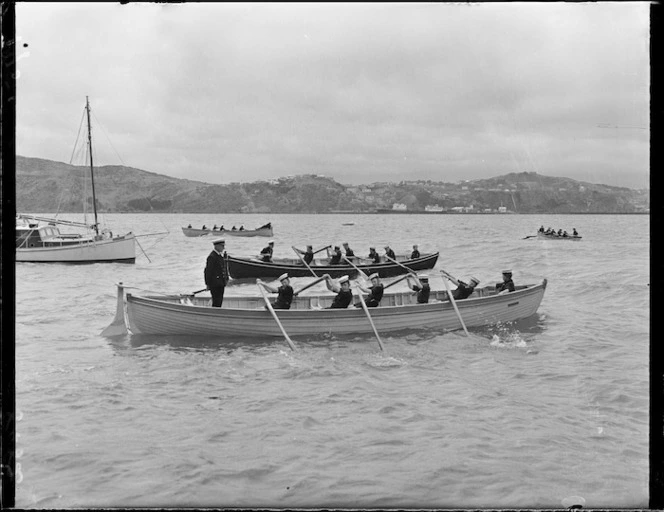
[[15, 156, 649, 214]]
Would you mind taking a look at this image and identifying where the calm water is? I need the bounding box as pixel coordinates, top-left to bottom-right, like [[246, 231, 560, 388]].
[[14, 213, 649, 508]]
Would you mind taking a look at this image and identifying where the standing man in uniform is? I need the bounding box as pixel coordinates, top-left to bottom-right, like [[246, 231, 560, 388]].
[[204, 238, 229, 307]]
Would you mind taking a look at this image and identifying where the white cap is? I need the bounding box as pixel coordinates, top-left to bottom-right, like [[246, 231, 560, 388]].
[[278, 273, 289, 281], [268, 239, 275, 244], [212, 238, 225, 245], [469, 276, 480, 285], [369, 273, 379, 280], [502, 269, 512, 275], [338, 275, 349, 283], [419, 274, 429, 280], [384, 245, 390, 249]]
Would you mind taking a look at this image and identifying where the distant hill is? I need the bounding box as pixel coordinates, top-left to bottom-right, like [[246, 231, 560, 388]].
[[15, 156, 649, 214]]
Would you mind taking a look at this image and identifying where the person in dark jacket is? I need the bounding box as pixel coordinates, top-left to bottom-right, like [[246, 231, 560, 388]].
[[406, 273, 430, 303], [260, 240, 275, 262], [355, 273, 384, 308], [258, 273, 294, 309], [204, 238, 229, 307], [295, 244, 314, 265], [323, 274, 353, 309], [495, 269, 515, 293], [441, 270, 480, 300], [384, 245, 396, 261], [368, 247, 381, 263], [342, 242, 355, 258], [410, 244, 420, 259], [329, 246, 343, 265]]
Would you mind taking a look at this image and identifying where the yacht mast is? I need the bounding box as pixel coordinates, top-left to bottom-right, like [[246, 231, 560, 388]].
[[85, 96, 99, 235]]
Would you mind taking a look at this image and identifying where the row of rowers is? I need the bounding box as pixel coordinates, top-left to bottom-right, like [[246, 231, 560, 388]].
[[259, 240, 422, 264], [257, 269, 516, 311]]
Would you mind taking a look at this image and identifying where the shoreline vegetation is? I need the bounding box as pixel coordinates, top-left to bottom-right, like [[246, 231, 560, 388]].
[[18, 155, 649, 215]]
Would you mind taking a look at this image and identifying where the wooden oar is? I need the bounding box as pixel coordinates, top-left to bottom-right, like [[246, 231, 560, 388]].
[[292, 245, 319, 278], [384, 254, 415, 274], [441, 275, 470, 337], [352, 284, 385, 352], [312, 245, 332, 255], [342, 255, 370, 279], [258, 284, 296, 351], [294, 275, 327, 295], [522, 235, 536, 239], [383, 274, 411, 290]]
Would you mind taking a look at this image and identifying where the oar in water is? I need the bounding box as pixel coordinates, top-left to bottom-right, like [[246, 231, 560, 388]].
[[440, 273, 470, 337], [257, 283, 297, 351], [352, 283, 385, 352], [101, 283, 129, 337], [522, 235, 536, 240], [292, 245, 319, 278], [342, 255, 370, 280]]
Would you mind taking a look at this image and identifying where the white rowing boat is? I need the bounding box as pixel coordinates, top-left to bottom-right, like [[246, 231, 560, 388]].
[[103, 279, 548, 338]]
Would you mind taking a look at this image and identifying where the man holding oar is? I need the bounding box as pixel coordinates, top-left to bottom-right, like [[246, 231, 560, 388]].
[[440, 270, 480, 300], [258, 273, 294, 310], [322, 274, 354, 309], [406, 273, 431, 303], [354, 273, 384, 308]]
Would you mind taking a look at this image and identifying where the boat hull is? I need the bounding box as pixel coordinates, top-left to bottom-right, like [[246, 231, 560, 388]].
[[16, 235, 136, 263], [227, 252, 440, 279], [182, 227, 273, 237], [537, 232, 582, 241], [113, 279, 546, 337]]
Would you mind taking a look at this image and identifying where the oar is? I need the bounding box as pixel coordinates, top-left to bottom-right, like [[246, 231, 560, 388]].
[[383, 274, 411, 290], [384, 254, 415, 274], [191, 287, 209, 295], [292, 245, 319, 278], [294, 275, 327, 295], [441, 274, 470, 337], [342, 255, 370, 280], [258, 284, 297, 351], [522, 235, 536, 240], [352, 283, 385, 352], [312, 245, 332, 255]]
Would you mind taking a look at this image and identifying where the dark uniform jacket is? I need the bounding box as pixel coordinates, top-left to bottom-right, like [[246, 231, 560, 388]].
[[496, 279, 515, 293], [385, 249, 396, 260], [329, 249, 342, 265], [260, 246, 273, 262], [204, 250, 228, 288], [273, 285, 294, 309], [452, 282, 474, 300], [411, 250, 420, 259], [330, 289, 353, 309], [412, 283, 430, 303], [365, 284, 384, 307]]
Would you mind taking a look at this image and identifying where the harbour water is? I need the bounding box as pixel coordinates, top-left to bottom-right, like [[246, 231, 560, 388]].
[[14, 213, 649, 508]]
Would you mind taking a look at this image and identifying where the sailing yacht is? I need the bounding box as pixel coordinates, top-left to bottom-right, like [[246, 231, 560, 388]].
[[16, 97, 136, 263]]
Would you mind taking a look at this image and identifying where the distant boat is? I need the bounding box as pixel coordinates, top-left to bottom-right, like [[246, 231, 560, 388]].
[[182, 223, 273, 238], [342, 222, 355, 226], [16, 97, 136, 263], [536, 232, 582, 241]]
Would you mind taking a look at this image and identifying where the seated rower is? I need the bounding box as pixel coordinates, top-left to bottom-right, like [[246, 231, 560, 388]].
[[219, 225, 225, 231], [384, 245, 396, 261], [538, 225, 545, 233], [410, 244, 420, 259], [187, 224, 192, 228], [406, 273, 430, 303], [342, 242, 355, 258], [354, 273, 384, 308], [573, 228, 579, 236], [294, 245, 315, 265], [329, 246, 343, 265], [495, 269, 515, 293], [213, 224, 218, 230], [239, 225, 245, 231], [441, 270, 480, 300], [258, 273, 294, 310], [368, 247, 381, 263], [260, 240, 275, 262], [323, 274, 353, 309], [231, 226, 237, 231]]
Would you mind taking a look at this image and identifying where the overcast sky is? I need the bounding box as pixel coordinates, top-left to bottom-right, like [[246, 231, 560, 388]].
[[16, 2, 650, 189]]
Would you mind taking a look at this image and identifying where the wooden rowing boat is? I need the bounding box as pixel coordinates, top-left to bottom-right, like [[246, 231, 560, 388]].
[[226, 252, 440, 279], [182, 225, 273, 238], [536, 232, 582, 241], [103, 279, 547, 338]]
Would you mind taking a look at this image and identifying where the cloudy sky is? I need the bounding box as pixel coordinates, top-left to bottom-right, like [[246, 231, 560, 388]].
[[16, 2, 650, 189]]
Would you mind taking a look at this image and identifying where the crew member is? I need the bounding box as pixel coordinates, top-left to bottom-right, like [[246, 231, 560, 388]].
[[260, 240, 275, 262], [204, 238, 229, 307], [384, 245, 396, 261], [355, 273, 384, 308], [368, 247, 381, 263], [323, 274, 353, 309], [406, 273, 430, 303], [573, 228, 579, 236], [342, 242, 355, 258], [258, 273, 294, 310], [410, 244, 420, 259], [295, 244, 315, 265], [441, 270, 480, 300], [495, 269, 515, 293], [329, 246, 343, 265]]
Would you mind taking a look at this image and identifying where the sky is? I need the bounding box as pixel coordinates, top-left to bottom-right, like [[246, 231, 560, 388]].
[[15, 2, 650, 189]]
